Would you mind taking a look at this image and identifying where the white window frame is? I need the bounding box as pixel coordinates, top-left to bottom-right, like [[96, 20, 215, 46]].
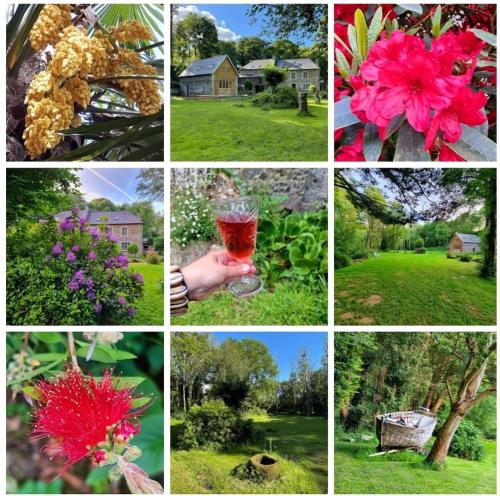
[[121, 242, 130, 251], [122, 227, 128, 236], [290, 72, 296, 80], [106, 226, 112, 234], [303, 71, 308, 80], [303, 83, 309, 90]]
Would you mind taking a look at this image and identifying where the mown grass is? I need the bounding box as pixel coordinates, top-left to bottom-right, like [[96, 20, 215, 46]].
[[130, 262, 164, 325], [334, 251, 496, 325], [172, 284, 327, 326], [335, 438, 496, 494], [171, 415, 328, 494], [170, 97, 328, 161]]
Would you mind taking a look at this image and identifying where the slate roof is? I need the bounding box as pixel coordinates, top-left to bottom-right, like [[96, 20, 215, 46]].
[[56, 209, 143, 225], [179, 55, 237, 77], [455, 233, 481, 244], [240, 57, 319, 70]]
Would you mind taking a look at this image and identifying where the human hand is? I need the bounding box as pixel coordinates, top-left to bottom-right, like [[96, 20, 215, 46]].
[[180, 250, 256, 301]]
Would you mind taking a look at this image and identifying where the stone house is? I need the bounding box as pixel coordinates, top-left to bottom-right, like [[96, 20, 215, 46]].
[[449, 233, 481, 253], [178, 54, 239, 96], [56, 209, 145, 255], [239, 57, 321, 93]]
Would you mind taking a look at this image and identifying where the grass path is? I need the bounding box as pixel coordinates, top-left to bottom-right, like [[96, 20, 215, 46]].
[[335, 252, 496, 325], [335, 438, 496, 493], [171, 415, 328, 494], [170, 97, 328, 161], [130, 262, 164, 325]]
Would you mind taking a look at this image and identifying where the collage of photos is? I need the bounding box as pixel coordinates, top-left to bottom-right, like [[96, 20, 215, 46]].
[[3, 2, 498, 496]]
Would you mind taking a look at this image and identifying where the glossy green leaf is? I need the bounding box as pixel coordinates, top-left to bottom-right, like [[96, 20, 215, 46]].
[[96, 376, 145, 388], [431, 5, 442, 37], [367, 7, 384, 48], [34, 332, 63, 344], [394, 121, 430, 162], [446, 125, 497, 162], [440, 18, 455, 35], [363, 122, 383, 161], [76, 345, 115, 363], [385, 113, 407, 139], [22, 385, 42, 401], [132, 397, 152, 408], [335, 49, 351, 80], [334, 97, 361, 130], [355, 9, 368, 60], [32, 352, 67, 362], [134, 413, 164, 475], [469, 29, 497, 48], [347, 24, 361, 65]]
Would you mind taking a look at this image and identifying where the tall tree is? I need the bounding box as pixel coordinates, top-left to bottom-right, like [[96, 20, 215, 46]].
[[174, 13, 218, 64], [136, 168, 164, 202], [217, 40, 239, 67], [270, 39, 301, 59], [236, 36, 271, 65], [87, 197, 117, 211]]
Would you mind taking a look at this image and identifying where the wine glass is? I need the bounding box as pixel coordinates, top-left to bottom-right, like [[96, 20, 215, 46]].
[[212, 196, 263, 297]]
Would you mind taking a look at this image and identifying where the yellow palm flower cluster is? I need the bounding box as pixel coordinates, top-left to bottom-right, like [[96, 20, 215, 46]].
[[25, 14, 162, 158], [29, 4, 72, 51]]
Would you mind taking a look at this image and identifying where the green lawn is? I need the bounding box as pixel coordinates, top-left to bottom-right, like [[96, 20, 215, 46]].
[[170, 97, 328, 161], [335, 438, 496, 493], [171, 415, 328, 494], [173, 284, 327, 326], [335, 252, 496, 325], [130, 262, 164, 325]]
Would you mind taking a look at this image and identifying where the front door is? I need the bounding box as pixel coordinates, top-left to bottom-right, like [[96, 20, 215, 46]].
[[219, 80, 232, 96], [291, 83, 296, 89]]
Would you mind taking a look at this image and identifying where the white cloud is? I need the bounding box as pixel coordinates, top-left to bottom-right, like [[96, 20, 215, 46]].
[[174, 5, 239, 42]]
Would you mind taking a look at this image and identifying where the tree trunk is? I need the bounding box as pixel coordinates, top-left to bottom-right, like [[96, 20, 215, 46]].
[[315, 90, 321, 104], [182, 383, 187, 412], [298, 92, 308, 114], [481, 172, 496, 277], [426, 408, 463, 464], [429, 391, 445, 414]]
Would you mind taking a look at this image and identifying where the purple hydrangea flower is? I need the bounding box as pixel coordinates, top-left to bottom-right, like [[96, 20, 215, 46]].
[[135, 273, 144, 284], [88, 251, 97, 260], [108, 233, 119, 243], [89, 227, 100, 239], [52, 242, 63, 257], [118, 296, 126, 305], [128, 307, 136, 317], [71, 245, 80, 252], [94, 302, 103, 313], [79, 217, 87, 232], [59, 217, 75, 232], [66, 251, 76, 263], [86, 290, 96, 301], [68, 280, 79, 292]]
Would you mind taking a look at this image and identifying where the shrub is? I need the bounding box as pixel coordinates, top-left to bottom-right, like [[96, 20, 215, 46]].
[[154, 236, 164, 255], [244, 79, 254, 93], [446, 252, 455, 259], [127, 243, 139, 256], [171, 186, 216, 247], [448, 419, 486, 460], [178, 399, 253, 450], [351, 248, 368, 260], [6, 209, 144, 325], [308, 84, 317, 94], [414, 247, 426, 254], [335, 250, 352, 269], [414, 237, 425, 249], [251, 84, 298, 109], [460, 254, 472, 262], [146, 251, 162, 264]]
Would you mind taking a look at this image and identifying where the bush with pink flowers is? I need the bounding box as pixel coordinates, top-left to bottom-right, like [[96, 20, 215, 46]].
[[7, 208, 144, 325], [334, 4, 497, 161]]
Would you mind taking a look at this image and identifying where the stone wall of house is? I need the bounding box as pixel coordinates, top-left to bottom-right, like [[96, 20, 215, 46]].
[[170, 168, 327, 211], [92, 223, 143, 255], [179, 75, 213, 96], [286, 68, 320, 91]]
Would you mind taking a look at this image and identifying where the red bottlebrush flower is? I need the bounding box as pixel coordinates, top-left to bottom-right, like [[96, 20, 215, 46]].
[[335, 129, 366, 162], [424, 86, 487, 151], [31, 368, 143, 471], [93, 449, 108, 465], [114, 420, 139, 443]]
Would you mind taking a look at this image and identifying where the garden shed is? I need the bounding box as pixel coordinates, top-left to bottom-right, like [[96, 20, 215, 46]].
[[449, 233, 481, 253], [179, 55, 239, 96]]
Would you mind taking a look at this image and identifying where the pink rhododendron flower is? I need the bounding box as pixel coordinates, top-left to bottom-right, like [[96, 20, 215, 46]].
[[438, 144, 465, 162], [335, 129, 365, 161], [425, 86, 487, 151]]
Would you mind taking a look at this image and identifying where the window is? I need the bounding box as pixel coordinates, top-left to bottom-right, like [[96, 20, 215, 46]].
[[303, 71, 308, 80], [121, 242, 130, 251], [303, 83, 309, 90], [105, 226, 112, 234], [290, 72, 296, 80], [122, 227, 128, 236], [219, 80, 230, 89]]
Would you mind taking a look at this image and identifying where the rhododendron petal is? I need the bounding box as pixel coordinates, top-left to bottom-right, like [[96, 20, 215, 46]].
[[406, 93, 429, 132]]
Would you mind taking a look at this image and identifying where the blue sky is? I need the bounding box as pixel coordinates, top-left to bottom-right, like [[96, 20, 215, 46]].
[[174, 4, 313, 45], [212, 332, 327, 380], [76, 168, 163, 214]]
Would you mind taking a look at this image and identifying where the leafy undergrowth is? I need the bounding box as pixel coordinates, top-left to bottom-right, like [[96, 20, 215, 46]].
[[171, 415, 327, 494], [130, 262, 164, 325], [335, 439, 496, 494], [335, 251, 496, 325], [173, 284, 327, 326], [170, 97, 328, 161]]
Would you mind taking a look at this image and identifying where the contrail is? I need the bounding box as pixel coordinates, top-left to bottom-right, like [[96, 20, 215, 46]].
[[88, 168, 136, 203]]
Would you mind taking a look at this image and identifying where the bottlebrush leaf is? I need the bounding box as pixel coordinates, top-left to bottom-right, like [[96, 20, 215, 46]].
[[76, 344, 116, 363], [431, 5, 442, 37], [396, 4, 423, 15], [132, 397, 151, 408], [469, 29, 497, 48], [363, 122, 383, 161], [32, 353, 67, 362], [106, 377, 145, 389], [7, 358, 65, 386], [22, 385, 43, 401], [446, 125, 497, 162], [355, 9, 368, 60], [394, 122, 430, 161], [334, 97, 361, 130]]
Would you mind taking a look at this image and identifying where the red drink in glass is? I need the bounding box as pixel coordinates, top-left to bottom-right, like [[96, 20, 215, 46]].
[[216, 214, 257, 261]]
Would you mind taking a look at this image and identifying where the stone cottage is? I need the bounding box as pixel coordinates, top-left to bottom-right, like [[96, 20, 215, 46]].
[[56, 209, 145, 255], [239, 57, 321, 93], [449, 233, 481, 253], [178, 54, 239, 96]]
